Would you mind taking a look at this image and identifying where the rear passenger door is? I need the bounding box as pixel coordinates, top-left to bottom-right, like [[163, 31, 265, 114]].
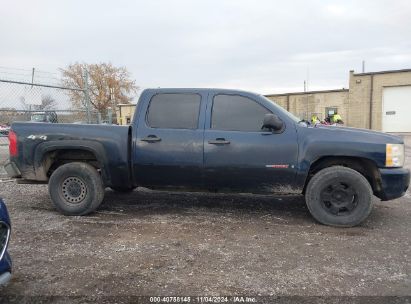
[[133, 91, 206, 189]]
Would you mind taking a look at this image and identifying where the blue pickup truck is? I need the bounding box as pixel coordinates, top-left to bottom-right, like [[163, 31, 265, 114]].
[[5, 88, 410, 227]]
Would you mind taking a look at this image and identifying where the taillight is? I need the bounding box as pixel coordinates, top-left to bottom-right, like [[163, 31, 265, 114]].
[[8, 130, 18, 157]]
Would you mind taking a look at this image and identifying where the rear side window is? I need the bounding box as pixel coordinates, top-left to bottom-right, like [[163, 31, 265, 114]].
[[147, 93, 201, 129], [212, 94, 270, 131]]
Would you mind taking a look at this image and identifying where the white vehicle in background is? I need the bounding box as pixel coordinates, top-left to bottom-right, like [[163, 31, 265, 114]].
[[30, 111, 58, 123], [0, 124, 10, 136]]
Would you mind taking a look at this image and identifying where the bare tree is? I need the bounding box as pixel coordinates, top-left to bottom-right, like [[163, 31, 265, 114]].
[[60, 62, 138, 112], [20, 94, 57, 111], [19, 96, 30, 111], [38, 95, 57, 110]]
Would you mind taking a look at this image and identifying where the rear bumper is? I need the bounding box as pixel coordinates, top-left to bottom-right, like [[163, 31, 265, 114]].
[[4, 161, 21, 178], [377, 168, 410, 201]]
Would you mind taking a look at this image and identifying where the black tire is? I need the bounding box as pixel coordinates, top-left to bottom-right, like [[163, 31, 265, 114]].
[[110, 186, 136, 193], [305, 166, 373, 227], [49, 162, 104, 216]]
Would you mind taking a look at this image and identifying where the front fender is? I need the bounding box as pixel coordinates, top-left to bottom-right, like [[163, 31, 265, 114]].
[[295, 129, 387, 189]]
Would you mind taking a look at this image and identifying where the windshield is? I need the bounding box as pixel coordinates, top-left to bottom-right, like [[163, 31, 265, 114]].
[[261, 95, 302, 123]]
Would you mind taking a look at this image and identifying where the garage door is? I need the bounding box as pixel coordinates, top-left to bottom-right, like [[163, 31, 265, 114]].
[[382, 86, 411, 132]]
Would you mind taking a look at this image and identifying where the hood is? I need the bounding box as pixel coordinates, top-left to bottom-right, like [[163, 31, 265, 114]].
[[306, 124, 403, 145]]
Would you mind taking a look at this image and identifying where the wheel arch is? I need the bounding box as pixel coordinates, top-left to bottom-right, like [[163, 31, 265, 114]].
[[33, 140, 110, 184], [303, 156, 382, 195]]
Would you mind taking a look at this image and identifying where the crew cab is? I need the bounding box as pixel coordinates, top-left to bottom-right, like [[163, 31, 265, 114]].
[[5, 89, 410, 227]]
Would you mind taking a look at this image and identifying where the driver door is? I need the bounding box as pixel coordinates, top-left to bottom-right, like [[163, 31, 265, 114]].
[[203, 93, 298, 193]]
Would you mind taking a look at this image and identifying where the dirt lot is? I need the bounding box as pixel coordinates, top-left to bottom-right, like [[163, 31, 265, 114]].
[[0, 136, 410, 301]]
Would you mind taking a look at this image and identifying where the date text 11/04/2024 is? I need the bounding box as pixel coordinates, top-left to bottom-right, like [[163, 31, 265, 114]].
[[149, 296, 257, 303]]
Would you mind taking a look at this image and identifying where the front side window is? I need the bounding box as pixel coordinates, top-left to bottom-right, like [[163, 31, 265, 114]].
[[212, 94, 270, 132], [147, 93, 201, 129]]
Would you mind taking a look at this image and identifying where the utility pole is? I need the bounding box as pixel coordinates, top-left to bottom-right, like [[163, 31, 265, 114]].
[[305, 67, 310, 120], [83, 69, 91, 124], [303, 80, 308, 120], [29, 67, 35, 112], [31, 68, 35, 87], [109, 87, 115, 124], [362, 60, 365, 73]]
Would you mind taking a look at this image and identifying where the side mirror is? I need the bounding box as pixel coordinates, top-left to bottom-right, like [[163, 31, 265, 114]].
[[262, 113, 283, 131]]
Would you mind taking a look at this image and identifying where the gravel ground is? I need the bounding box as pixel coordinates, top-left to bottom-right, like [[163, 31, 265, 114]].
[[0, 135, 410, 301]]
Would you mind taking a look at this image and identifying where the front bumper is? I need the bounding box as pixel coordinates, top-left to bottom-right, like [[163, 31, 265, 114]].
[[377, 167, 410, 201]]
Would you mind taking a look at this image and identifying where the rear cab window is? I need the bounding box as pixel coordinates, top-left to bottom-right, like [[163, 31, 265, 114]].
[[146, 93, 201, 129]]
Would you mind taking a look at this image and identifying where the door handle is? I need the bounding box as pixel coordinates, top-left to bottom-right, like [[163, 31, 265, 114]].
[[208, 138, 230, 145], [261, 132, 273, 136], [141, 135, 161, 142]]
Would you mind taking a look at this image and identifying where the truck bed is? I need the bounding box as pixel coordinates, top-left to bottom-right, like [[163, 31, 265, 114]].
[[7, 122, 132, 187]]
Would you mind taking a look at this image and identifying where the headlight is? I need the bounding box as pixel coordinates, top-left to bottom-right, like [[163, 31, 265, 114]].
[[386, 144, 404, 167]]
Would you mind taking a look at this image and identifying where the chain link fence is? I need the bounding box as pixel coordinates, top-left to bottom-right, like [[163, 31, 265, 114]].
[[0, 67, 115, 145]]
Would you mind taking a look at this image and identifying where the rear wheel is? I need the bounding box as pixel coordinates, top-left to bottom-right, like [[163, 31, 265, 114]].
[[49, 162, 104, 215], [305, 166, 373, 227]]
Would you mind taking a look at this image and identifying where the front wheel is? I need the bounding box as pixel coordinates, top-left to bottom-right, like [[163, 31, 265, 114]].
[[49, 162, 104, 215], [305, 166, 373, 227]]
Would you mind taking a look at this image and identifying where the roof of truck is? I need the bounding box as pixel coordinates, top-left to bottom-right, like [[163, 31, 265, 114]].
[[142, 87, 259, 95]]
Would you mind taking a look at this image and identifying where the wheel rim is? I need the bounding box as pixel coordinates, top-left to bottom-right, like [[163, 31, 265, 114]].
[[61, 177, 87, 204], [320, 180, 358, 216]]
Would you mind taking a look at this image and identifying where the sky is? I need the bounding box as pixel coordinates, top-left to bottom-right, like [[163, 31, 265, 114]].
[[1, 0, 411, 95]]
